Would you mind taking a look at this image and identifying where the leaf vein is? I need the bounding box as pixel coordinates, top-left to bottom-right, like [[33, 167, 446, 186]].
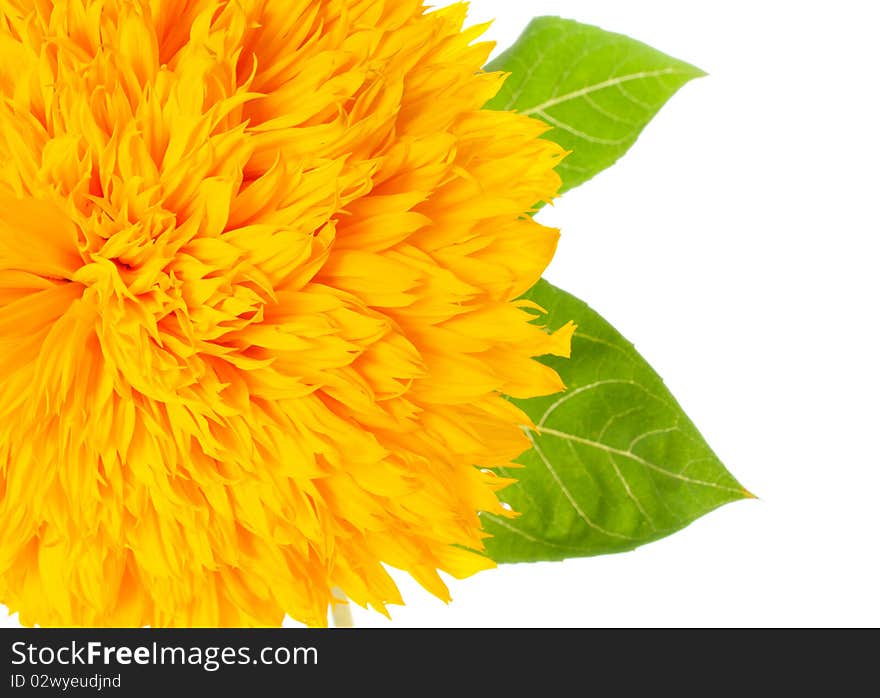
[[537, 378, 673, 428], [534, 109, 631, 146], [528, 432, 634, 541], [520, 68, 689, 116], [482, 514, 598, 552], [536, 427, 742, 494]]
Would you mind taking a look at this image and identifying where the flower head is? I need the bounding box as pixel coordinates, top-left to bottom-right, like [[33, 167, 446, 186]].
[[0, 0, 571, 626]]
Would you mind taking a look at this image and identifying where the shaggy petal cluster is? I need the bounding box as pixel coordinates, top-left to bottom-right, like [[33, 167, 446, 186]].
[[0, 0, 571, 627]]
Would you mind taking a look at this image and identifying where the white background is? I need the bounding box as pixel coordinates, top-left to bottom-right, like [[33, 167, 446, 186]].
[[3, 0, 878, 628]]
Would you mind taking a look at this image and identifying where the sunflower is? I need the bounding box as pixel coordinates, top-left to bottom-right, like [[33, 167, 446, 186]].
[[0, 0, 572, 627]]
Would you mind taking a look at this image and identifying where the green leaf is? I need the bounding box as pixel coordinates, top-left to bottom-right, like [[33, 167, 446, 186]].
[[485, 17, 705, 194], [484, 281, 751, 563]]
